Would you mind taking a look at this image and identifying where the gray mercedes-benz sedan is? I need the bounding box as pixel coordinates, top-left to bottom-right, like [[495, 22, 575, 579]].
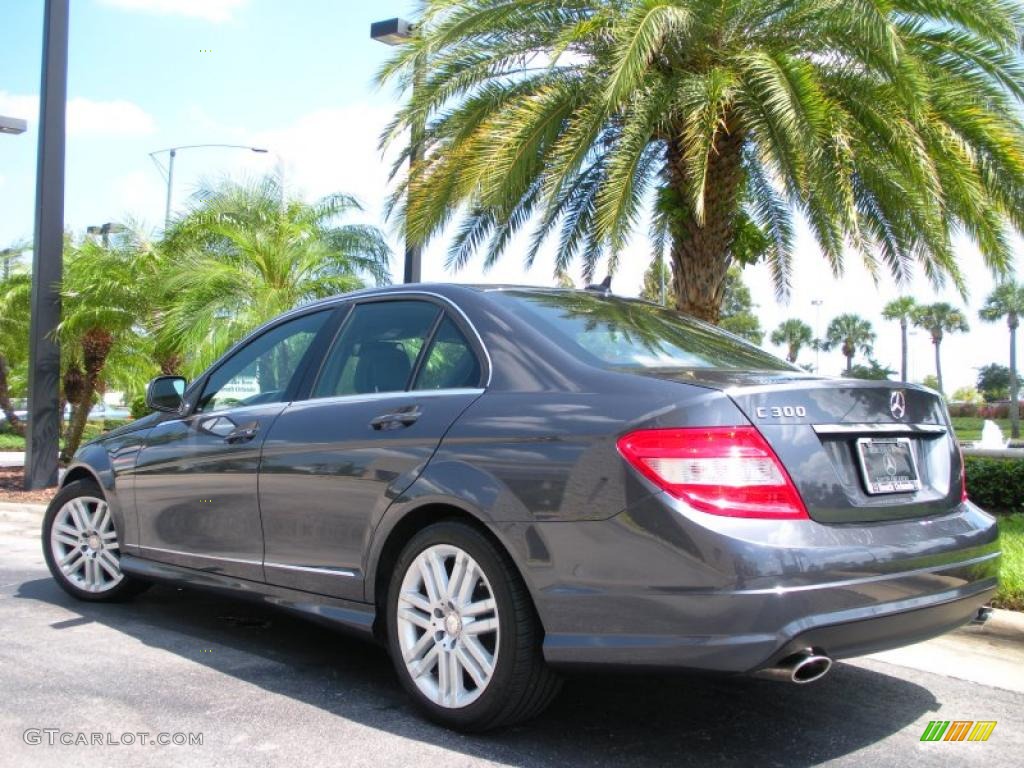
[[43, 284, 999, 731]]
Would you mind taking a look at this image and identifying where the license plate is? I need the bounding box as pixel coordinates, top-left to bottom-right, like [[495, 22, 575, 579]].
[[856, 437, 921, 495]]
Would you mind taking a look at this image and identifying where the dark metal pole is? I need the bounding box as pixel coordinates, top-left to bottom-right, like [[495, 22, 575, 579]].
[[404, 58, 424, 284], [24, 0, 69, 490]]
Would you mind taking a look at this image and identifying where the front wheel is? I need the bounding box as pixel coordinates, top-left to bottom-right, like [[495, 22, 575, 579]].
[[386, 521, 561, 731], [42, 479, 149, 602]]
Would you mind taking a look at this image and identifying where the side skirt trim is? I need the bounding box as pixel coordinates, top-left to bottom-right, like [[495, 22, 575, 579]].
[[120, 554, 377, 640]]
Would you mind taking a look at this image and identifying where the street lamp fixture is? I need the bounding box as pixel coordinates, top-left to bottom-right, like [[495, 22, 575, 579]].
[[370, 17, 413, 46], [371, 16, 423, 284], [86, 222, 125, 246], [149, 144, 270, 228], [0, 115, 28, 135]]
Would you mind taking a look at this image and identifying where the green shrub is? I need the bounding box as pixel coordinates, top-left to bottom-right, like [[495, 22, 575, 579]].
[[130, 395, 150, 420], [965, 456, 1024, 513], [994, 514, 1024, 611]]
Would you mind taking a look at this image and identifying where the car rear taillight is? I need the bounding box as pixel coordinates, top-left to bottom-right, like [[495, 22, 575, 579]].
[[617, 427, 808, 519]]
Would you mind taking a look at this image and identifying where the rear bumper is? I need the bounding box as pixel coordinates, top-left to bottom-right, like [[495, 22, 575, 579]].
[[494, 497, 1000, 673]]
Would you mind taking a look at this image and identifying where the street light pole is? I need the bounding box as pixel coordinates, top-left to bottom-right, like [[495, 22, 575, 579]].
[[164, 148, 176, 228], [25, 0, 69, 490], [372, 17, 423, 284], [149, 144, 269, 229]]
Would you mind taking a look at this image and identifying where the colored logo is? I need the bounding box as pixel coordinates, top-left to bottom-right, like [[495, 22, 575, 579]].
[[920, 720, 997, 742]]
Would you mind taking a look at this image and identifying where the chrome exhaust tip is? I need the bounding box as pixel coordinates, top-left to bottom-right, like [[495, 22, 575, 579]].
[[754, 650, 833, 684]]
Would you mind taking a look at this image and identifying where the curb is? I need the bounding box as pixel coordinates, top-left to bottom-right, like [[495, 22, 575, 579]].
[[955, 607, 1024, 644]]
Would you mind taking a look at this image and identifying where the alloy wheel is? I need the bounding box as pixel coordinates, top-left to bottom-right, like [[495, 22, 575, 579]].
[[49, 496, 123, 593], [395, 543, 500, 709]]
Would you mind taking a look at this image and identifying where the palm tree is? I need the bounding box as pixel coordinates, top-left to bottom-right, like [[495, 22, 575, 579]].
[[378, 1, 1024, 321], [912, 303, 969, 395], [770, 319, 814, 364], [59, 230, 158, 458], [159, 176, 391, 374], [882, 297, 918, 382], [640, 257, 671, 305], [0, 259, 31, 435], [823, 314, 876, 374], [979, 282, 1024, 437]]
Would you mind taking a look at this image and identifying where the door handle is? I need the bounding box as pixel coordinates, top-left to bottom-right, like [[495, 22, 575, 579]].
[[370, 406, 422, 431], [224, 422, 260, 444]]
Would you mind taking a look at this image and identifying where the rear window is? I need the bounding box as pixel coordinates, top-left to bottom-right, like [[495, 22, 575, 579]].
[[490, 290, 794, 372]]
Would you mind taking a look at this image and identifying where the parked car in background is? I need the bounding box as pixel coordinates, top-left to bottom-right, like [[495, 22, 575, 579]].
[[42, 284, 1000, 731], [2, 402, 131, 425]]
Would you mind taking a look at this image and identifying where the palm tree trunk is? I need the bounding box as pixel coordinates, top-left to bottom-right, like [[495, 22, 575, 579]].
[[62, 330, 113, 460], [1010, 317, 1019, 439], [900, 318, 908, 382], [846, 354, 853, 373], [934, 341, 943, 395], [63, 389, 94, 462], [666, 125, 745, 323], [0, 354, 25, 436]]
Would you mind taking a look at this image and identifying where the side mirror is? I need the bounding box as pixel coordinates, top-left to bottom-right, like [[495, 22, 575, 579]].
[[146, 376, 187, 413]]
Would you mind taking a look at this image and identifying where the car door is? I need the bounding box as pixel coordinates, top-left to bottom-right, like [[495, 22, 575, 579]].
[[258, 297, 486, 600], [132, 308, 337, 580]]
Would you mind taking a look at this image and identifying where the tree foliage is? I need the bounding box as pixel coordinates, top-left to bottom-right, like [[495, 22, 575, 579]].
[[160, 176, 391, 374], [977, 363, 1011, 402], [717, 267, 763, 345], [378, 0, 1024, 320], [770, 318, 814, 363], [823, 313, 876, 373]]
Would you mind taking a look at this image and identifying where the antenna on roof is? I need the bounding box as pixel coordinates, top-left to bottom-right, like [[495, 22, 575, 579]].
[[586, 275, 612, 293]]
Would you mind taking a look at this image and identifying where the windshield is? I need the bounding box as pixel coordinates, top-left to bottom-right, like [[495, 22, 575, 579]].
[[491, 290, 795, 372]]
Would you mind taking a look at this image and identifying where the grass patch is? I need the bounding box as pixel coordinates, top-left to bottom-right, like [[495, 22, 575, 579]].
[[994, 513, 1024, 611], [0, 420, 132, 453], [0, 432, 25, 450], [950, 417, 1014, 442]]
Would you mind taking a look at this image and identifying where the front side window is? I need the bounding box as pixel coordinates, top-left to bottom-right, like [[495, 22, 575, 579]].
[[413, 317, 481, 390], [197, 310, 330, 413], [489, 291, 795, 372], [314, 301, 440, 398]]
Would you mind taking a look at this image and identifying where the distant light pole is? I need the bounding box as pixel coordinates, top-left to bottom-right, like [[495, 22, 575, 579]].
[[85, 222, 125, 247], [371, 17, 423, 284], [25, 0, 69, 491], [0, 115, 28, 135], [149, 144, 269, 228], [812, 299, 824, 373]]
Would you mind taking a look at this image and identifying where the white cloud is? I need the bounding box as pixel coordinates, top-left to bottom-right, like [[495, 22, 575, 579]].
[[0, 92, 156, 137], [98, 0, 247, 23]]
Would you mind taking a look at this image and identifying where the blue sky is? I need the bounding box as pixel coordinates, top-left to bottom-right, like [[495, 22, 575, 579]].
[[0, 0, 1018, 391]]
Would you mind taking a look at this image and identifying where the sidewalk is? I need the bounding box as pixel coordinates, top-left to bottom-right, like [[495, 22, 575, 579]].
[[0, 452, 25, 468], [867, 608, 1024, 693]]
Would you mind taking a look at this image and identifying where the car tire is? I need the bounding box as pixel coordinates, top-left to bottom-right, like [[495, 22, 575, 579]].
[[386, 521, 562, 731], [42, 479, 149, 602]]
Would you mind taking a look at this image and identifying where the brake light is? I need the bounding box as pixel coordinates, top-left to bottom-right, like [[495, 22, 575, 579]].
[[617, 427, 808, 519]]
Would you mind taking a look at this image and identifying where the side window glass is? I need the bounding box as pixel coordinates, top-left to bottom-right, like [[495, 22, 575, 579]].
[[413, 317, 481, 391], [314, 301, 439, 398], [197, 311, 330, 413]]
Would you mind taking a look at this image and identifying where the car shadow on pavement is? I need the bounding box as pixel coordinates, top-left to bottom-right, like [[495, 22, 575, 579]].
[[17, 578, 940, 767]]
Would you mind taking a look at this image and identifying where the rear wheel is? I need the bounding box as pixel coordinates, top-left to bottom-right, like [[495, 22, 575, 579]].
[[386, 521, 561, 731], [42, 479, 149, 602]]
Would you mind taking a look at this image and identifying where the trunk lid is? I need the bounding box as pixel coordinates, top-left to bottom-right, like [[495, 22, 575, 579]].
[[646, 370, 960, 523]]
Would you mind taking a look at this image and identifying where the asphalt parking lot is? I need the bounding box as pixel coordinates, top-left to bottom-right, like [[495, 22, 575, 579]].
[[1, 504, 1021, 768]]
